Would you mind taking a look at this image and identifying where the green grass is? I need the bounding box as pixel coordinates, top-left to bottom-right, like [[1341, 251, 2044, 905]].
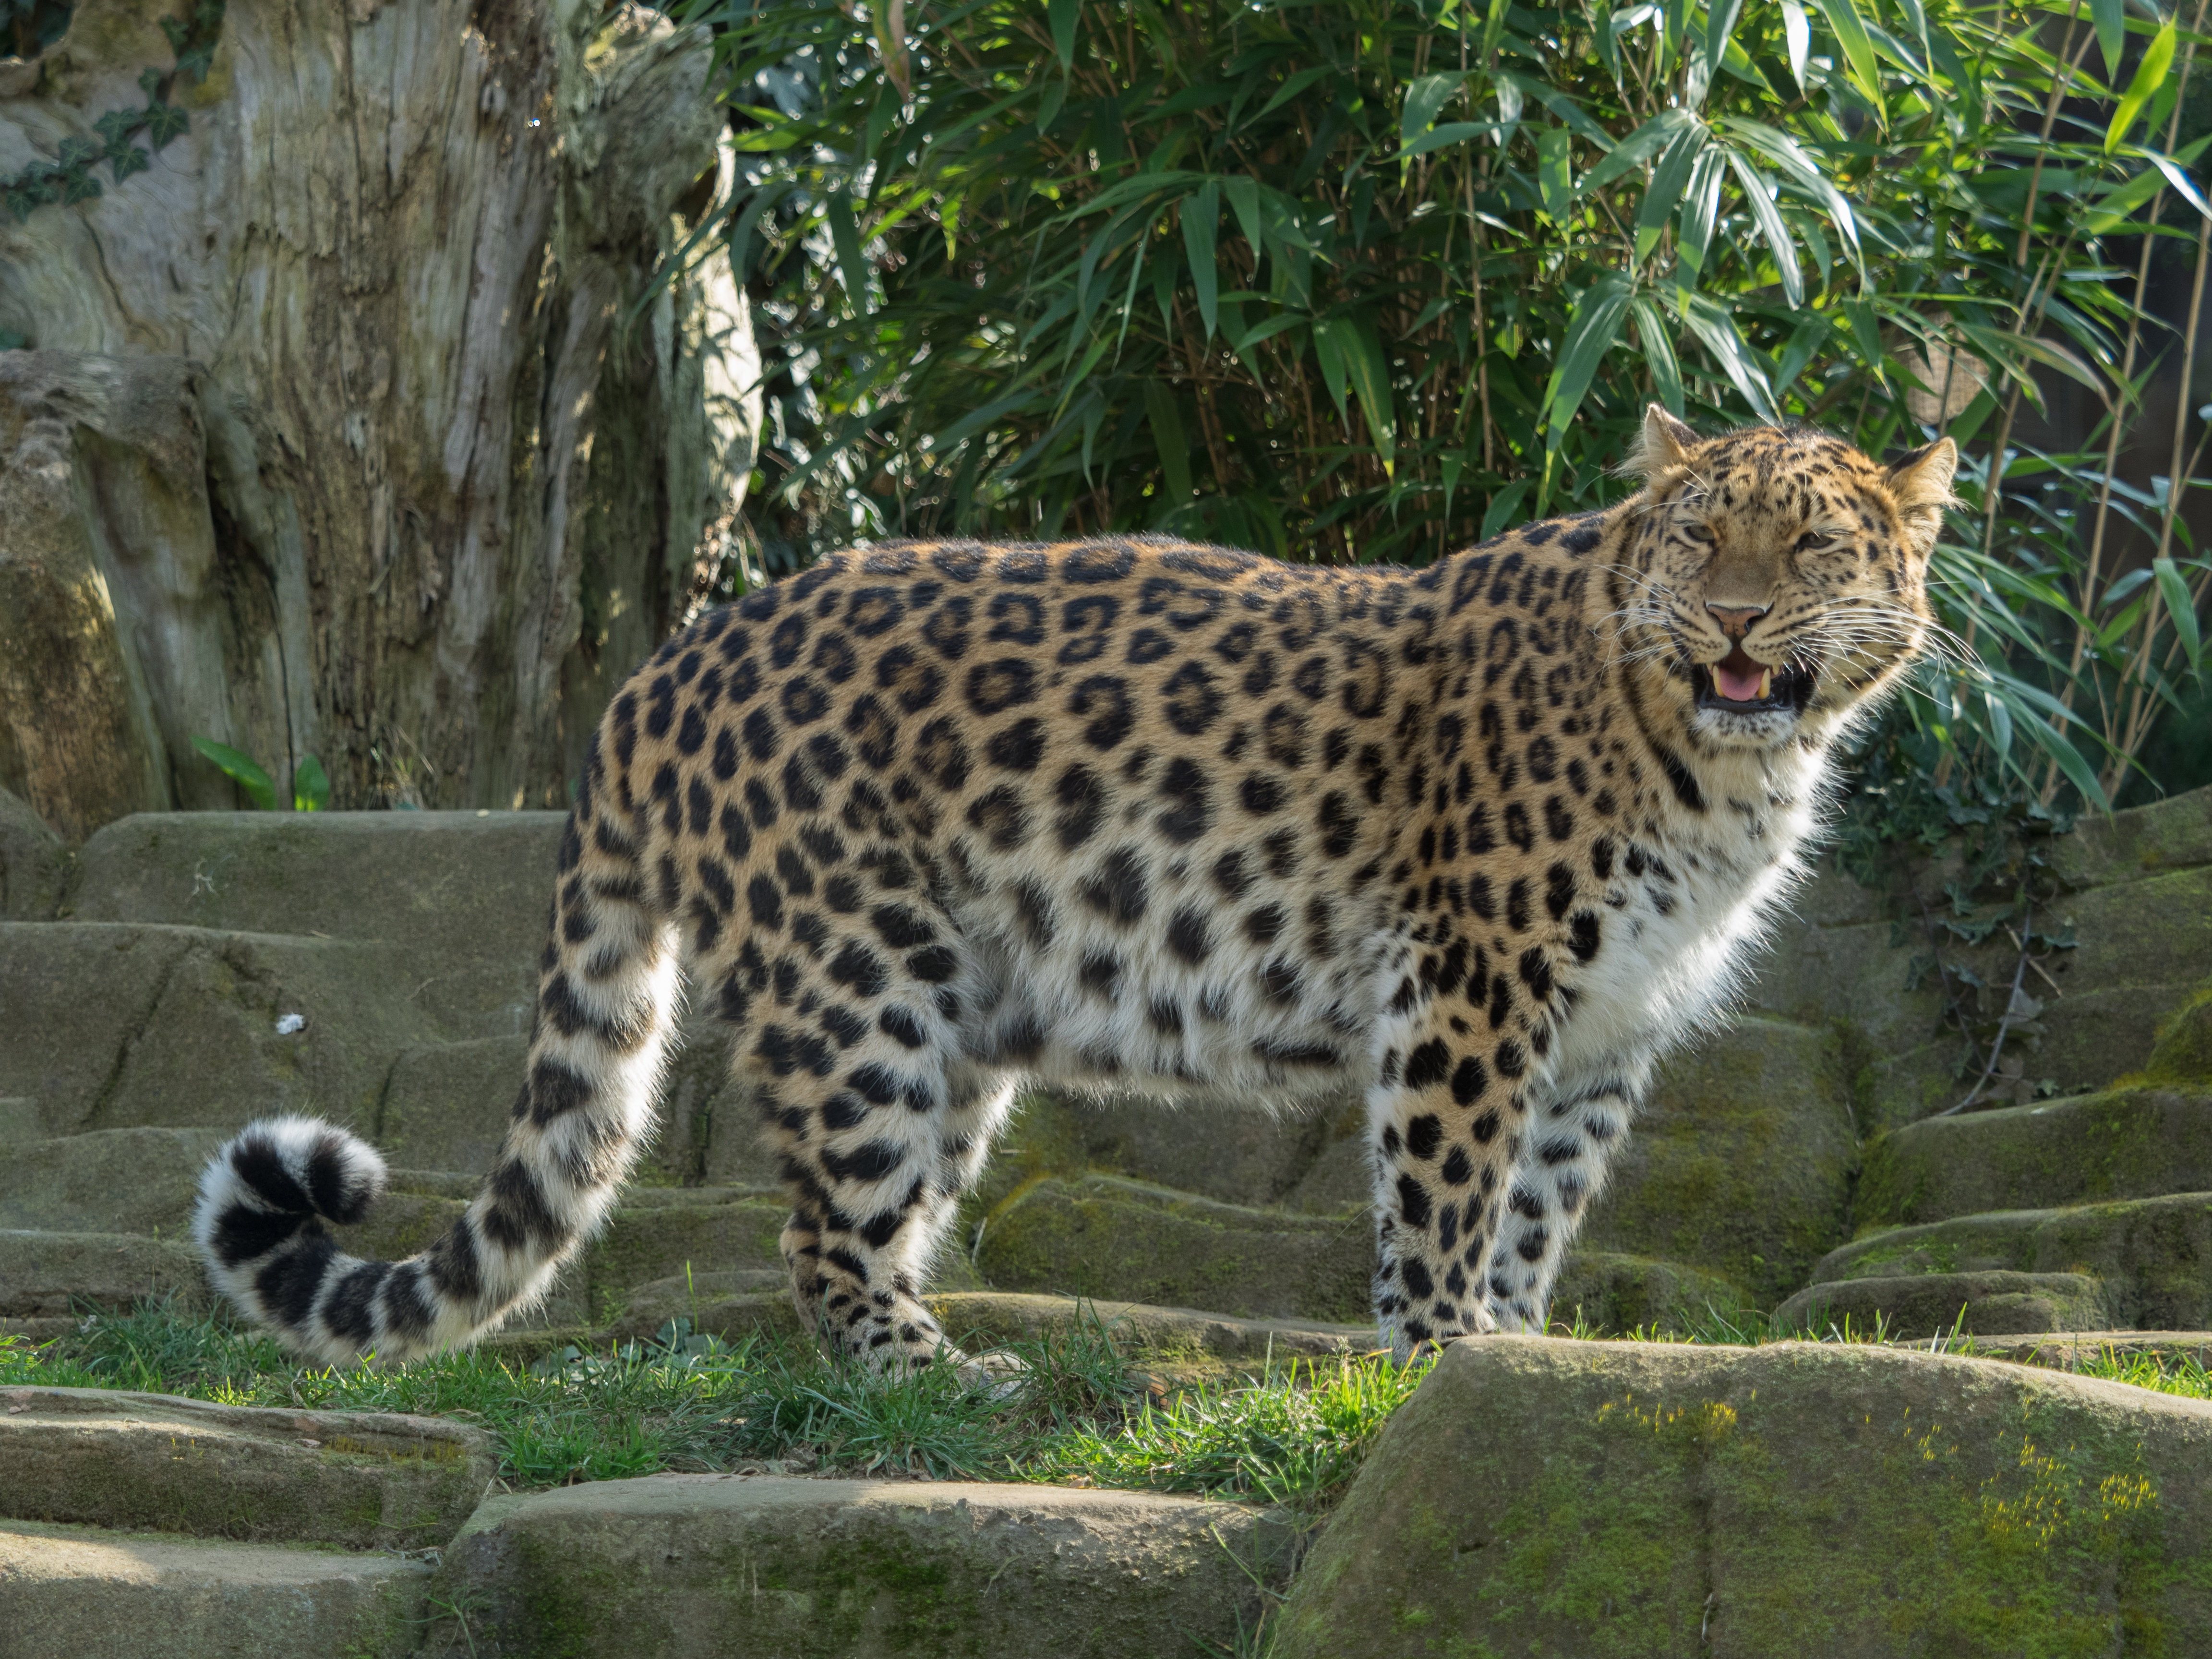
[[0, 1298, 1421, 1509], [11, 1296, 2207, 1520]]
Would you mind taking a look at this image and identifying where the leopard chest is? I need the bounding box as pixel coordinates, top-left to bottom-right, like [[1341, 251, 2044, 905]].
[[1546, 798, 1816, 1090]]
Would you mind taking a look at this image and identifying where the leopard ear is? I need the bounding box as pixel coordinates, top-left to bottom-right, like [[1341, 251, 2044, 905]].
[[1886, 437, 1959, 522], [1885, 440, 1959, 562], [1625, 403, 1699, 481]]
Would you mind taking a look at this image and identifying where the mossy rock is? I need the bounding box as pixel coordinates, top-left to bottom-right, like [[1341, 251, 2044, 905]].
[[2048, 782, 2212, 888], [0, 1230, 209, 1318], [426, 1476, 1294, 1659], [1552, 1251, 1747, 1335], [0, 1386, 493, 1551], [574, 1193, 789, 1325], [0, 1129, 226, 1234], [0, 1519, 433, 1659], [1812, 1192, 2212, 1330], [1774, 1271, 2110, 1340], [972, 1174, 1372, 1324], [1858, 1086, 2212, 1227], [2144, 984, 2212, 1085], [1582, 1016, 1856, 1305], [1279, 1335, 2212, 1657]]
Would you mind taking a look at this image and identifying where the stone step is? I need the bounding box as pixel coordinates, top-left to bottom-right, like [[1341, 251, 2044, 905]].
[[1858, 1085, 2212, 1228], [0, 1231, 208, 1319], [1775, 1271, 2109, 1340], [1580, 1013, 1857, 1308], [0, 1129, 226, 1234], [2146, 988, 2212, 1084], [0, 922, 491, 1139], [1809, 1191, 2212, 1329], [0, 1385, 493, 1550], [0, 1520, 431, 1659], [71, 809, 567, 968], [1746, 788, 2212, 1129], [422, 1474, 1293, 1659], [377, 1023, 772, 1189], [1279, 1333, 2212, 1657], [973, 1173, 1374, 1325]]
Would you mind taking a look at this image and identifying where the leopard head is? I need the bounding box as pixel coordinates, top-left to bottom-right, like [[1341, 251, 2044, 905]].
[[1615, 404, 1956, 752]]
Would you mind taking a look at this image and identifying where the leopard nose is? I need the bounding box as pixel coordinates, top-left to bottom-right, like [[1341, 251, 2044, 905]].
[[1705, 603, 1769, 640]]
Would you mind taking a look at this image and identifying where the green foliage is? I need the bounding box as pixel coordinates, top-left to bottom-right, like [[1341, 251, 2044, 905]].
[[0, 0, 222, 225], [695, 0, 2212, 813], [190, 734, 332, 811]]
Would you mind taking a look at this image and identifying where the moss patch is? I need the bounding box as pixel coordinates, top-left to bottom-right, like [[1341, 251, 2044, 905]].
[[1856, 1085, 2212, 1229], [1279, 1338, 2212, 1659]]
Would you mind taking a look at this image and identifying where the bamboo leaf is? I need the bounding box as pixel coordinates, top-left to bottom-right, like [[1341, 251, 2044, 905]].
[[1542, 272, 1635, 449], [2153, 557, 2205, 670], [2091, 0, 2125, 79], [1536, 126, 1575, 220], [1142, 379, 1194, 507], [1681, 292, 1779, 419], [1580, 108, 1699, 197], [1635, 123, 1709, 263], [1689, 0, 1745, 110], [2108, 21, 2178, 154], [1781, 0, 1811, 88], [1402, 73, 1461, 144], [1224, 176, 1264, 260], [1403, 121, 1507, 159], [1181, 182, 1220, 339], [1811, 0, 1887, 124], [1724, 150, 1803, 307], [1340, 318, 1397, 474], [827, 191, 869, 314], [1673, 148, 1729, 281], [1631, 295, 1686, 415], [1049, 0, 1082, 72]]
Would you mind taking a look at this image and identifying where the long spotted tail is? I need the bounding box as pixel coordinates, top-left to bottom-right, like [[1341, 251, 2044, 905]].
[[192, 781, 676, 1365]]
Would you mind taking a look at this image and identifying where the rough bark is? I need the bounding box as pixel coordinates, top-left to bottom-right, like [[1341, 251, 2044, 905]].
[[0, 0, 758, 830]]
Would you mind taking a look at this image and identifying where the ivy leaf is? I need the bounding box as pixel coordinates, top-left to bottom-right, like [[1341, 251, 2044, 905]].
[[158, 15, 189, 52], [57, 136, 102, 171], [95, 108, 143, 146], [109, 143, 150, 184], [60, 167, 102, 206], [176, 41, 215, 80], [140, 66, 166, 100], [145, 101, 190, 150], [4, 188, 37, 224]]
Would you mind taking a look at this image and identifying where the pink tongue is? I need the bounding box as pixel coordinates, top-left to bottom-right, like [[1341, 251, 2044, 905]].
[[1715, 662, 1765, 702]]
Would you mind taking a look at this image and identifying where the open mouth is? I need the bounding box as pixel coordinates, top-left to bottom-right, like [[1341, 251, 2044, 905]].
[[1694, 647, 1815, 715]]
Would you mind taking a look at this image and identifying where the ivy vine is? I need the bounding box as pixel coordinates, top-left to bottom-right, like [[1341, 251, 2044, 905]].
[[1, 0, 223, 225]]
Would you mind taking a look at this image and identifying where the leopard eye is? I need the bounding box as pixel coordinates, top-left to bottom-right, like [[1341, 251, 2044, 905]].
[[1796, 529, 1837, 553], [1683, 524, 1716, 545]]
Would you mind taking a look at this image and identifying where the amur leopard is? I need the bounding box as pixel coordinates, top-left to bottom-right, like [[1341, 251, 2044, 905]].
[[195, 407, 1956, 1368]]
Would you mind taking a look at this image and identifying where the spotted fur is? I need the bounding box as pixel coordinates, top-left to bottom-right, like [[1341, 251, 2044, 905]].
[[194, 408, 1956, 1366]]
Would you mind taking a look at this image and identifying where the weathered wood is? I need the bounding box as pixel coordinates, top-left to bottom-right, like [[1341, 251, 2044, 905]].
[[0, 0, 758, 830]]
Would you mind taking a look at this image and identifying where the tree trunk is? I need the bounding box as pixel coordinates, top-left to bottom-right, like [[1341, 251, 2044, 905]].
[[0, 0, 758, 832]]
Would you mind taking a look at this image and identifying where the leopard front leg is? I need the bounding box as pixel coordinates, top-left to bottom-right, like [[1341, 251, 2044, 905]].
[[1366, 1019, 1546, 1361], [1478, 1063, 1651, 1333]]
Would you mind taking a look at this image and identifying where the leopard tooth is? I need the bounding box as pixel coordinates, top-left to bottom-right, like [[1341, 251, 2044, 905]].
[[1756, 669, 1772, 700]]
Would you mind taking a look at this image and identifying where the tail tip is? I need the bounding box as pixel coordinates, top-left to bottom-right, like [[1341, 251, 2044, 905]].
[[195, 1115, 388, 1239]]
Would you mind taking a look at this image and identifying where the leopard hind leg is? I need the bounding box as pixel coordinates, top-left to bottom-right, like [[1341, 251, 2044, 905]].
[[707, 910, 1008, 1371]]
